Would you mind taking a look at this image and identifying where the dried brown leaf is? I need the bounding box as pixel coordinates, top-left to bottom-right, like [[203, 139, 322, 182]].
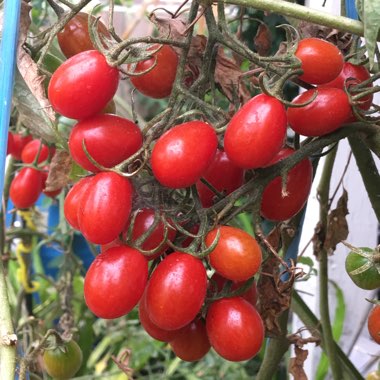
[[45, 150, 73, 192], [254, 23, 272, 56], [289, 346, 309, 380]]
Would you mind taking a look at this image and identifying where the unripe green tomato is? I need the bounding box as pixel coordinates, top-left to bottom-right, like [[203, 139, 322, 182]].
[[345, 247, 380, 290], [43, 340, 83, 380]]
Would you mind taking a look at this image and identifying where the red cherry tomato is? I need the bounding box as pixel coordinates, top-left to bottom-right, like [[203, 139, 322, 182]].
[[57, 12, 110, 58], [9, 168, 43, 209], [138, 290, 181, 342], [130, 45, 178, 99], [151, 121, 218, 189], [205, 226, 262, 282], [287, 88, 351, 137], [84, 245, 148, 319], [124, 208, 176, 260], [224, 94, 287, 169], [21, 139, 55, 164], [368, 305, 380, 344], [78, 172, 133, 245], [206, 297, 264, 361], [295, 38, 344, 85], [48, 50, 119, 120], [196, 149, 245, 208], [69, 114, 143, 172], [170, 319, 211, 362], [261, 148, 313, 221], [10, 133, 33, 160], [40, 168, 62, 198], [7, 132, 14, 155], [145, 252, 207, 330]]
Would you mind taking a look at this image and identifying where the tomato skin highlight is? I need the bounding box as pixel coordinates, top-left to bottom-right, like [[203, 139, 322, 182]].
[[368, 305, 380, 344], [69, 114, 143, 172], [84, 245, 148, 319], [48, 50, 119, 120], [224, 94, 287, 169], [145, 252, 207, 330], [206, 297, 264, 362], [261, 148, 313, 221], [130, 45, 178, 99], [78, 172, 133, 244], [206, 226, 262, 282], [295, 38, 344, 85], [287, 87, 351, 137], [151, 121, 218, 189]]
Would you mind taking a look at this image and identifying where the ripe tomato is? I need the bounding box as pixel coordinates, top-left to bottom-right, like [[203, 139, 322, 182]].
[[41, 168, 62, 198], [7, 132, 14, 155], [295, 38, 344, 85], [151, 121, 218, 189], [139, 290, 181, 342], [345, 247, 380, 290], [57, 12, 110, 58], [21, 139, 55, 164], [368, 305, 380, 344], [10, 133, 33, 160], [130, 44, 178, 99], [43, 340, 82, 380], [224, 94, 287, 169], [84, 245, 148, 319], [261, 148, 313, 221], [206, 297, 264, 361], [145, 252, 207, 330], [9, 168, 43, 209], [210, 272, 258, 306], [124, 208, 176, 260], [287, 87, 351, 136], [196, 149, 245, 208], [69, 114, 143, 172], [48, 50, 119, 120], [78, 172, 133, 244], [205, 226, 262, 282], [170, 319, 211, 362], [64, 176, 94, 230]]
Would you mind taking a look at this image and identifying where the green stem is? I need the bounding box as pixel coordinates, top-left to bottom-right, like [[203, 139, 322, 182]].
[[348, 135, 380, 223], [221, 0, 364, 36]]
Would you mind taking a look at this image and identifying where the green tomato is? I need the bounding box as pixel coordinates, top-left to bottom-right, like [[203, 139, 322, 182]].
[[345, 247, 380, 290], [43, 340, 83, 380]]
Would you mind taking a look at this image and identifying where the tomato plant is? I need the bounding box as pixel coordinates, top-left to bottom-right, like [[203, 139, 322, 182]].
[[41, 168, 62, 198], [48, 50, 119, 119], [145, 252, 207, 330], [224, 94, 287, 169], [84, 245, 148, 319], [295, 38, 344, 85], [261, 147, 313, 221], [129, 44, 178, 99], [43, 339, 83, 380], [68, 114, 143, 172], [368, 305, 380, 344], [21, 139, 55, 164], [151, 120, 218, 188], [206, 225, 262, 281], [206, 297, 264, 362]]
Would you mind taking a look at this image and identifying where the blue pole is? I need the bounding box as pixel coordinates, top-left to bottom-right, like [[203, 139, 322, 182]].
[[0, 0, 22, 196]]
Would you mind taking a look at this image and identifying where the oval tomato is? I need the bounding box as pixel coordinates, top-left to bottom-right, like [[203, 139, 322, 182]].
[[7, 132, 14, 155], [224, 94, 287, 169], [57, 12, 110, 58], [21, 139, 55, 164], [145, 252, 207, 330], [10, 133, 33, 160], [205, 226, 262, 282], [43, 340, 83, 380], [170, 319, 211, 362], [69, 114, 143, 172], [206, 297, 265, 361], [64, 176, 94, 230], [295, 38, 344, 85], [10, 168, 43, 209], [48, 50, 119, 120], [368, 305, 380, 344], [287, 88, 351, 137], [196, 149, 245, 208], [78, 172, 133, 244], [261, 148, 313, 221], [84, 245, 148, 319], [151, 121, 218, 189], [130, 44, 178, 99]]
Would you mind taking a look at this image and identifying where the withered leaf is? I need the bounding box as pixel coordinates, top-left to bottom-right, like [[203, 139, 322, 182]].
[[45, 150, 73, 192], [254, 23, 272, 56], [289, 346, 308, 380]]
